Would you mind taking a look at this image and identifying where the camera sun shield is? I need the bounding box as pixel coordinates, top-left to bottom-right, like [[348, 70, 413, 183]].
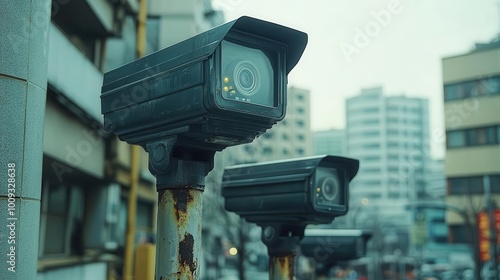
[[101, 16, 307, 154], [221, 155, 359, 226]]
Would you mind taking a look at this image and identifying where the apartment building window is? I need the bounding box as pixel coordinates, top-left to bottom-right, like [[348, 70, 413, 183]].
[[447, 176, 483, 195], [490, 175, 500, 193], [467, 127, 496, 145], [363, 131, 380, 137], [447, 126, 499, 148], [363, 107, 379, 114], [444, 76, 500, 101], [362, 156, 380, 162], [262, 147, 273, 155], [363, 143, 380, 149], [363, 119, 379, 125], [39, 181, 85, 256], [447, 131, 466, 148], [387, 118, 398, 124]]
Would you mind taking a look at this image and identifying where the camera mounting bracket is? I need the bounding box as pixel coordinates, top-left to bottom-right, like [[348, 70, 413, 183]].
[[145, 136, 214, 189], [261, 224, 305, 256]]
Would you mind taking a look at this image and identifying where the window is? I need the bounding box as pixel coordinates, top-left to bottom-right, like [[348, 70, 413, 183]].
[[467, 127, 496, 145], [363, 119, 379, 125], [363, 143, 380, 149], [363, 131, 380, 137], [363, 107, 379, 114], [41, 182, 69, 255], [444, 76, 500, 101], [296, 134, 305, 141], [136, 200, 154, 230], [262, 132, 274, 139], [448, 177, 483, 195], [39, 181, 85, 256], [448, 126, 499, 148], [387, 141, 399, 148], [296, 120, 305, 127], [296, 148, 304, 155], [262, 147, 273, 154], [447, 131, 466, 148], [387, 129, 398, 136], [490, 175, 500, 193], [296, 107, 305, 114], [361, 156, 380, 162]]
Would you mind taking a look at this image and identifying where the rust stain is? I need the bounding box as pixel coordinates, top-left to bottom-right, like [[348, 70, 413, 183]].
[[275, 254, 296, 280], [178, 232, 197, 279], [172, 189, 196, 227]]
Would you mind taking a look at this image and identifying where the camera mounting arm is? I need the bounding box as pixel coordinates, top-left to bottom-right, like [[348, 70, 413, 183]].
[[261, 224, 306, 280]]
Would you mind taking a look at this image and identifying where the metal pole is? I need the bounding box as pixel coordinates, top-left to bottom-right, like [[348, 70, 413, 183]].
[[269, 253, 297, 280], [123, 146, 140, 280], [485, 175, 499, 280], [155, 188, 203, 280], [0, 1, 50, 279], [262, 225, 302, 280]]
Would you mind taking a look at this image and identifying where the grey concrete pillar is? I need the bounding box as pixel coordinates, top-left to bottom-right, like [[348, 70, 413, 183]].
[[0, 1, 51, 279]]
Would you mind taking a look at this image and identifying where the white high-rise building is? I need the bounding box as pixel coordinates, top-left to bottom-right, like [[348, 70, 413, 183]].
[[313, 129, 346, 156], [223, 86, 313, 162], [345, 87, 430, 224]]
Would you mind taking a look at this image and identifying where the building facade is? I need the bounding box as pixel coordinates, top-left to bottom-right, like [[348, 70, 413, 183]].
[[223, 86, 313, 162], [313, 129, 346, 157], [442, 40, 500, 244], [345, 87, 430, 226]]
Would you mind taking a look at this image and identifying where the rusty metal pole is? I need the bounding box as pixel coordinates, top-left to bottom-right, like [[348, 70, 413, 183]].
[[156, 188, 203, 279], [269, 253, 297, 280], [262, 225, 303, 280], [146, 137, 213, 280]]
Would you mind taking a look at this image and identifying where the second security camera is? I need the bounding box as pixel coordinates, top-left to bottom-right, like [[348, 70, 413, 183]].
[[221, 155, 359, 226]]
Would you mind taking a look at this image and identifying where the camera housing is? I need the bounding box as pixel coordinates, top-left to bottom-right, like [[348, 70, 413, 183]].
[[101, 16, 307, 155], [221, 155, 359, 226], [301, 229, 372, 264]]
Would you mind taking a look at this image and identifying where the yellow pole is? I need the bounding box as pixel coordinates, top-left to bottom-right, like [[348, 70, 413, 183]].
[[123, 0, 148, 279], [123, 146, 140, 280]]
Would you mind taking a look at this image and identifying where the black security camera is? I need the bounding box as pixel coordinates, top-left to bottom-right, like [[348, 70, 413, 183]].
[[101, 16, 307, 156], [301, 229, 372, 264], [221, 155, 359, 226]]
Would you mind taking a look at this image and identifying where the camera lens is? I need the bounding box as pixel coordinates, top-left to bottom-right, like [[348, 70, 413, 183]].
[[235, 61, 259, 96], [321, 177, 339, 202], [239, 68, 254, 90]]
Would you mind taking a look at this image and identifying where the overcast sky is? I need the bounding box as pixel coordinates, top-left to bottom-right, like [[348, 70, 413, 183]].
[[213, 0, 499, 157]]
